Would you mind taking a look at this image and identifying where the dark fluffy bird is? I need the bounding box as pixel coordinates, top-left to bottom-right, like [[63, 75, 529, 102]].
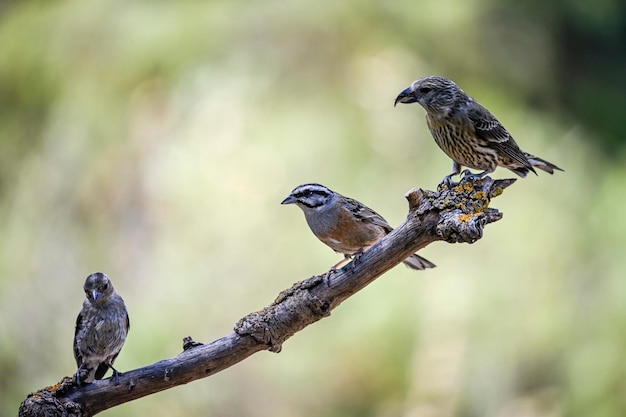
[[394, 76, 563, 180], [73, 272, 129, 385], [281, 183, 435, 271]]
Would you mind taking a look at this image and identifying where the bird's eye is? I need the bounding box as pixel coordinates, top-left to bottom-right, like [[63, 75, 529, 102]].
[[103, 283, 109, 290], [418, 87, 432, 94]]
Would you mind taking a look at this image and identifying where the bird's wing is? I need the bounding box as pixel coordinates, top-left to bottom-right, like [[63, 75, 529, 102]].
[[73, 309, 85, 367], [343, 197, 393, 233], [467, 103, 510, 143], [467, 103, 533, 169]]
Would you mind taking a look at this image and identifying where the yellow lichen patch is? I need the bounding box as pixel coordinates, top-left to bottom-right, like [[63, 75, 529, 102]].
[[453, 181, 475, 193], [458, 213, 474, 223], [471, 191, 486, 200], [44, 381, 64, 392], [492, 187, 503, 197]]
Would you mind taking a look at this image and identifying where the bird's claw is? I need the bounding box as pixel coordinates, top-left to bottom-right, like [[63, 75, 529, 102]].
[[348, 250, 365, 272], [441, 174, 458, 188], [323, 267, 337, 287], [74, 367, 89, 386], [460, 169, 485, 182], [110, 366, 122, 386]]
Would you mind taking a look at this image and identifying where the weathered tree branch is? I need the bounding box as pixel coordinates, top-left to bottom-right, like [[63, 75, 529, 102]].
[[19, 176, 515, 417]]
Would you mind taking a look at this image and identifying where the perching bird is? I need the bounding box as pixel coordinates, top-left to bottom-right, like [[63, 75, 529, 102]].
[[281, 183, 435, 272], [73, 272, 129, 385], [394, 76, 563, 180]]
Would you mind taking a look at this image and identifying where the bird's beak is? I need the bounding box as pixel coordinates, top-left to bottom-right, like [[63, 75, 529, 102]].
[[281, 195, 296, 205], [394, 87, 416, 106], [92, 290, 101, 302]]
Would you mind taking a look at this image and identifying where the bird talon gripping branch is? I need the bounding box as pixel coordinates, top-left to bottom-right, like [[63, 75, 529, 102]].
[[350, 249, 365, 269], [441, 175, 457, 188], [323, 266, 338, 286], [460, 169, 486, 182], [110, 367, 122, 386]]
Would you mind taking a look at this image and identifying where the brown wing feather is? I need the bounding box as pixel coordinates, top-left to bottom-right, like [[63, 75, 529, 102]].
[[467, 103, 533, 169], [343, 197, 393, 233]]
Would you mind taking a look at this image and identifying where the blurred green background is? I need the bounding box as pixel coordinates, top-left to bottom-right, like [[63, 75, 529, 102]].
[[2, 1, 625, 416]]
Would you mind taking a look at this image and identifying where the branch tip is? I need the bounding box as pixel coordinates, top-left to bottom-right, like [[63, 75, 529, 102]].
[[404, 187, 425, 210], [489, 178, 517, 197]]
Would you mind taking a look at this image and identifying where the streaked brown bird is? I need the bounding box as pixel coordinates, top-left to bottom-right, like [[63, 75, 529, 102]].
[[281, 183, 436, 272], [394, 76, 563, 181], [73, 272, 129, 385]]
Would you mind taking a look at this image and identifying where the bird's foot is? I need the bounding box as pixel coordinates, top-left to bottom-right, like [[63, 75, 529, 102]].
[[110, 366, 122, 386], [323, 266, 339, 286], [460, 169, 486, 182], [349, 249, 365, 272], [441, 174, 459, 188], [74, 367, 89, 386]]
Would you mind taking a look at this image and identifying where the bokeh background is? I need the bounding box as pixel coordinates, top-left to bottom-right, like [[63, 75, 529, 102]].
[[2, 1, 625, 416]]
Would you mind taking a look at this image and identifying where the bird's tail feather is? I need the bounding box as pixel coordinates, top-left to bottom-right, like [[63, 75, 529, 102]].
[[524, 152, 563, 174], [509, 167, 531, 177], [94, 363, 110, 380], [403, 254, 436, 270]]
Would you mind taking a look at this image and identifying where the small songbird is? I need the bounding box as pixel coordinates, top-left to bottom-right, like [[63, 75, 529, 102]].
[[73, 272, 129, 385], [394, 76, 563, 181], [281, 183, 435, 272]]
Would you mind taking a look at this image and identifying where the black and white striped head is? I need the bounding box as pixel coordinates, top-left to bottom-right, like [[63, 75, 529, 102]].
[[281, 183, 335, 210], [83, 272, 115, 305]]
